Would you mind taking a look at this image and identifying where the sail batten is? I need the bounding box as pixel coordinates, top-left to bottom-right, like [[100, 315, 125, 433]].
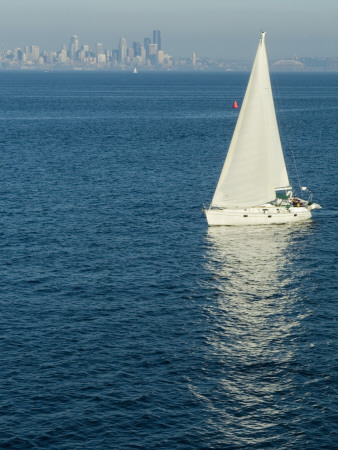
[[211, 32, 290, 209]]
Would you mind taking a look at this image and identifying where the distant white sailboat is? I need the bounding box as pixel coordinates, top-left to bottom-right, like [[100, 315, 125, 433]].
[[133, 67, 138, 74], [205, 32, 321, 226]]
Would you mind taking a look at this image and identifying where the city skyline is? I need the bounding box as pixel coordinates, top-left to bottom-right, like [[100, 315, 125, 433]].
[[1, 30, 179, 71], [0, 0, 337, 60], [1, 29, 337, 72]]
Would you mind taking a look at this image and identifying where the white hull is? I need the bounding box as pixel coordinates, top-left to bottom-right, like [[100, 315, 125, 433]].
[[205, 206, 312, 226]]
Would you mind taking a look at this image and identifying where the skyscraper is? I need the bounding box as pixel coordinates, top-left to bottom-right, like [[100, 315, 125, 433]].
[[156, 50, 164, 65], [148, 43, 157, 65], [132, 42, 142, 57], [153, 30, 161, 51], [144, 37, 151, 59], [95, 43, 103, 55], [69, 35, 79, 59], [148, 44, 157, 56], [30, 46, 40, 61], [95, 43, 105, 63], [118, 37, 127, 63]]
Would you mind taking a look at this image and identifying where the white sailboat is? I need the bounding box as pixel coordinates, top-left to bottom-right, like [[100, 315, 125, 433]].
[[205, 32, 321, 226]]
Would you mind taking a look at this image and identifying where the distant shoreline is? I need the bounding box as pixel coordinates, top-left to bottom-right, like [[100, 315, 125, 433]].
[[1, 57, 337, 73]]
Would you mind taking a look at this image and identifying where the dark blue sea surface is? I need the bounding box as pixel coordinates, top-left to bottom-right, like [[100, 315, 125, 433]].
[[0, 71, 337, 449]]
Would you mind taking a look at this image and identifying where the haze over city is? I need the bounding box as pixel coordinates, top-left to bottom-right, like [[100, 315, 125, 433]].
[[0, 0, 337, 60]]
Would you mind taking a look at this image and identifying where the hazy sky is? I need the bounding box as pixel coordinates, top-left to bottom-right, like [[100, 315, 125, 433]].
[[0, 0, 337, 59]]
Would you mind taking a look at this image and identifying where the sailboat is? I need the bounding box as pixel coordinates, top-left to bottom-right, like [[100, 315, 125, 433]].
[[205, 32, 321, 226]]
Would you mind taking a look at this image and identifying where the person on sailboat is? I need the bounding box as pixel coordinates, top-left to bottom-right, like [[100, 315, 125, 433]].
[[292, 196, 303, 207]]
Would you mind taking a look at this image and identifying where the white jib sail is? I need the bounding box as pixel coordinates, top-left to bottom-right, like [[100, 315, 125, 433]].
[[211, 32, 290, 209]]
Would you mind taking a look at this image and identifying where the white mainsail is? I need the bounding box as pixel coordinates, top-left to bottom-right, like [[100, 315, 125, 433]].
[[211, 32, 290, 209]]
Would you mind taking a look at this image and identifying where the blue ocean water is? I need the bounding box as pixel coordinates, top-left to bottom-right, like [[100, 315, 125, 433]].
[[0, 71, 337, 449]]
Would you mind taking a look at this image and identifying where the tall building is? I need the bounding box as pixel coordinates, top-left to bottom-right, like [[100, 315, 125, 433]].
[[192, 52, 196, 66], [95, 43, 103, 55], [17, 49, 24, 62], [118, 37, 127, 63], [95, 43, 105, 63], [140, 46, 146, 64], [69, 35, 79, 59], [148, 43, 157, 56], [156, 50, 164, 65], [153, 30, 161, 51], [30, 46, 40, 61], [127, 48, 134, 59], [148, 43, 158, 65], [133, 42, 143, 57], [144, 37, 151, 59], [58, 48, 67, 63], [112, 49, 119, 63]]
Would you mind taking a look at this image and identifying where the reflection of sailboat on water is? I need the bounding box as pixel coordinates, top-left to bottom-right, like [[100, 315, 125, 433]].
[[204, 222, 314, 364], [204, 33, 321, 226], [205, 225, 301, 300], [200, 225, 311, 443], [204, 223, 313, 343], [204, 224, 313, 368], [206, 226, 292, 301]]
